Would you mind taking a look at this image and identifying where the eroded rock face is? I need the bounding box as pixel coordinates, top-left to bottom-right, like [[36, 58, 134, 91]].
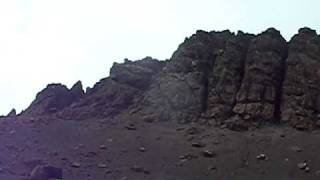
[[232, 28, 288, 123], [23, 81, 84, 116], [7, 108, 17, 117], [206, 31, 254, 120], [135, 30, 236, 122], [61, 78, 139, 119], [18, 27, 320, 130], [61, 57, 164, 120], [281, 27, 320, 130], [110, 57, 165, 89]]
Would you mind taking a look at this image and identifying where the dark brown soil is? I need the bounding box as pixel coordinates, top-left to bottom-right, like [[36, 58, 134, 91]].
[[1, 117, 320, 180]]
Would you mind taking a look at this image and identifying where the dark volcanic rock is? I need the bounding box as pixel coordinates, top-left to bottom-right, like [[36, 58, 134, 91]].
[[206, 31, 254, 120], [23, 81, 84, 116], [61, 57, 164, 120], [281, 27, 320, 130], [17, 27, 320, 130], [110, 56, 165, 89], [30, 165, 62, 180], [7, 108, 16, 117], [70, 81, 85, 99], [135, 30, 236, 122], [232, 28, 288, 123]]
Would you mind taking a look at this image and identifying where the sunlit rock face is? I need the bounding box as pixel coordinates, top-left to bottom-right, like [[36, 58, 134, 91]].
[[20, 27, 320, 130]]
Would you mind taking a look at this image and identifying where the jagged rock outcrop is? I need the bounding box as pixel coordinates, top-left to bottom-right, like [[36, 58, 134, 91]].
[[7, 108, 17, 117], [281, 28, 320, 130], [60, 57, 164, 120], [110, 57, 164, 89], [231, 28, 288, 125], [19, 27, 320, 130], [135, 30, 237, 122], [205, 31, 254, 120], [22, 81, 84, 116]]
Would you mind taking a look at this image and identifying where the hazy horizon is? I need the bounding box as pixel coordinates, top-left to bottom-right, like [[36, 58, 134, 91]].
[[0, 0, 319, 115]]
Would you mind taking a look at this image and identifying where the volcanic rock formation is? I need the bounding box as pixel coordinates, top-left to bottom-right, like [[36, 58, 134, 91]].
[[21, 27, 320, 130]]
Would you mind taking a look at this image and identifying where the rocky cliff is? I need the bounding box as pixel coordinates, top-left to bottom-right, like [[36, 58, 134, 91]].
[[20, 27, 320, 130]]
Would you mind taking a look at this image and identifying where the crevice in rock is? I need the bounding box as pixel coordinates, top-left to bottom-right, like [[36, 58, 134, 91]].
[[230, 38, 252, 110], [200, 61, 212, 113], [273, 44, 289, 122]]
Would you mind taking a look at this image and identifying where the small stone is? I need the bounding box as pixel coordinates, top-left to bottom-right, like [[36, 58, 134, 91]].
[[280, 133, 286, 137], [202, 150, 216, 158], [179, 153, 197, 160], [297, 162, 307, 170], [125, 124, 137, 130], [243, 114, 251, 120], [139, 147, 146, 152], [305, 167, 310, 172], [256, 154, 267, 160], [208, 166, 216, 171], [100, 145, 107, 149], [30, 165, 62, 180], [290, 146, 303, 152], [98, 163, 108, 168], [179, 155, 186, 159], [71, 162, 81, 168], [191, 142, 206, 148], [105, 168, 112, 174], [186, 127, 199, 135]]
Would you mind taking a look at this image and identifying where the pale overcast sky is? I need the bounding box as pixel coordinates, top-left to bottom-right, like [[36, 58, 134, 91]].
[[0, 0, 319, 115]]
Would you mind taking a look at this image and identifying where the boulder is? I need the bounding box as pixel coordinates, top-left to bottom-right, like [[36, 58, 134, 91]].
[[30, 165, 62, 180]]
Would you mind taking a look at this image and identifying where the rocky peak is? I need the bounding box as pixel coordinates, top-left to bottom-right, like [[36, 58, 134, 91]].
[[264, 27, 282, 37], [70, 81, 85, 98], [298, 27, 317, 37], [22, 82, 84, 116], [7, 108, 16, 117]]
